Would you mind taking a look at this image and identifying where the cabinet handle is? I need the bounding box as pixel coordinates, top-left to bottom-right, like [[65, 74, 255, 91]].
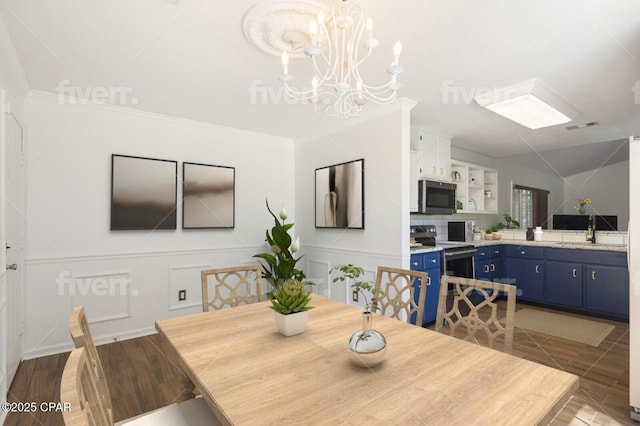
[[412, 261, 418, 266], [535, 265, 540, 274], [480, 252, 486, 256], [484, 265, 490, 273], [440, 167, 443, 176], [427, 277, 431, 286], [592, 271, 596, 280], [572, 268, 577, 278], [431, 259, 437, 263], [433, 166, 436, 175], [494, 250, 500, 254], [490, 264, 495, 272], [521, 250, 526, 255]]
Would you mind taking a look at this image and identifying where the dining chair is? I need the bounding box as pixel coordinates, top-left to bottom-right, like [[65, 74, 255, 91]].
[[435, 275, 516, 354], [371, 266, 429, 325], [60, 347, 218, 426], [201, 264, 264, 312], [66, 306, 220, 425]]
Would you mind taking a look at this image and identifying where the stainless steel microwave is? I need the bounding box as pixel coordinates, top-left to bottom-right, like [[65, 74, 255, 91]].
[[417, 180, 457, 215]]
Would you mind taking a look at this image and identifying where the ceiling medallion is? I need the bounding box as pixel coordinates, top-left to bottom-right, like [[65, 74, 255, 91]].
[[242, 0, 326, 59]]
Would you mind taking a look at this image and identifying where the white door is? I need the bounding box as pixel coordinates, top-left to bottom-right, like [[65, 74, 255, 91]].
[[0, 89, 24, 403], [630, 136, 640, 417]]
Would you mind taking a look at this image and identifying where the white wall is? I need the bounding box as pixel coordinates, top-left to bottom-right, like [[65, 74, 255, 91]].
[[0, 14, 28, 123], [23, 92, 295, 358], [295, 102, 412, 309], [563, 161, 629, 230]]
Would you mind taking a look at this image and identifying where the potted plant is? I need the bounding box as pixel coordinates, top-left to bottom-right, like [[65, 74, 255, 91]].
[[330, 264, 386, 367], [484, 228, 494, 240], [254, 199, 306, 297], [501, 214, 521, 229], [270, 279, 313, 336]]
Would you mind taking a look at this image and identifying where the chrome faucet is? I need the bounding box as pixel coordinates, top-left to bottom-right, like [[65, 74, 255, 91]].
[[586, 215, 596, 244]]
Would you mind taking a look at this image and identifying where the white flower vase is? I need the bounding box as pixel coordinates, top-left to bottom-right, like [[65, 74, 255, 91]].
[[274, 311, 308, 337]]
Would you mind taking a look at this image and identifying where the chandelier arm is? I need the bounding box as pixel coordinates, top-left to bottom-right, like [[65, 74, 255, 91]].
[[362, 79, 398, 91], [312, 54, 336, 83], [283, 82, 316, 100]]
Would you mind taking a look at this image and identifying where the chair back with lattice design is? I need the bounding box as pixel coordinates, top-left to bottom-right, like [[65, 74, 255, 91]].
[[61, 346, 112, 426], [201, 265, 264, 312], [371, 266, 428, 325], [435, 276, 516, 353], [68, 306, 113, 424]]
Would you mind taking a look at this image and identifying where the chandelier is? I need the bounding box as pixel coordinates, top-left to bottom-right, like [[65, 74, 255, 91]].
[[278, 0, 403, 118]]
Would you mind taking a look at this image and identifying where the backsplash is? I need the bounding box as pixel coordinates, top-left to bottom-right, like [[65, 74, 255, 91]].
[[410, 217, 628, 246]]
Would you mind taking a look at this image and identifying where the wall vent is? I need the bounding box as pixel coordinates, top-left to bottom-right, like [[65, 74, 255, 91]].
[[566, 122, 598, 130]]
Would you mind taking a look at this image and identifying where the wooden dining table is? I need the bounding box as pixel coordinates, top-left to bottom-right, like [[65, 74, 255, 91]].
[[155, 294, 578, 425]]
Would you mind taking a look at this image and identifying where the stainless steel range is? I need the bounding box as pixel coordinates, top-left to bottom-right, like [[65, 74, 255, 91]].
[[438, 242, 476, 278], [410, 226, 476, 278]]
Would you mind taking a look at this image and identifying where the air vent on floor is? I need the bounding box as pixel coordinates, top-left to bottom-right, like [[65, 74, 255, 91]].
[[566, 122, 599, 130]]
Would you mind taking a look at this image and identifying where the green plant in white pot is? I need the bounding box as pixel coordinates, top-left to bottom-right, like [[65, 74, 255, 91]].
[[270, 279, 313, 336]]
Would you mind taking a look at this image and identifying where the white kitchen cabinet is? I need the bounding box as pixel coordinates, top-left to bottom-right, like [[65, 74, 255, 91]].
[[410, 150, 419, 212], [451, 160, 498, 214], [411, 128, 451, 182]]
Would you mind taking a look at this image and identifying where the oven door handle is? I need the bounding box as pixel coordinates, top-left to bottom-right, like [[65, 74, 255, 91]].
[[443, 249, 477, 258]]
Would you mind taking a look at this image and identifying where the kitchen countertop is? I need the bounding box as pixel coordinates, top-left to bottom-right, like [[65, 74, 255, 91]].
[[411, 239, 627, 254]]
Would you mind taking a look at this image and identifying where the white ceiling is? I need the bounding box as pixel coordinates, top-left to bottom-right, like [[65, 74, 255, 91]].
[[2, 0, 640, 174]]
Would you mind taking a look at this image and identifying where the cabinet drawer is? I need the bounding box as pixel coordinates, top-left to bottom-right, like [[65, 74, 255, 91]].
[[476, 245, 503, 260], [411, 252, 440, 270], [505, 245, 544, 259], [546, 248, 627, 266]]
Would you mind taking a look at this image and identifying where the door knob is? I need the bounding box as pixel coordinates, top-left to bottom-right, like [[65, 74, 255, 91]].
[[6, 264, 17, 271]]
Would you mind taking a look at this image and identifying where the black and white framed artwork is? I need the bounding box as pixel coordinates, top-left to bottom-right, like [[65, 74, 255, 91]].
[[315, 158, 364, 229], [182, 162, 235, 229], [110, 154, 178, 230]]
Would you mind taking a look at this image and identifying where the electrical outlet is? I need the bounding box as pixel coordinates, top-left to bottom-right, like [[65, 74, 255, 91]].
[[178, 289, 186, 301], [352, 289, 358, 302]]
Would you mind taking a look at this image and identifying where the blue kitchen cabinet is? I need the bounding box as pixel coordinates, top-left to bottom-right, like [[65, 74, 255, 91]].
[[544, 260, 583, 309], [410, 251, 441, 326], [505, 246, 544, 302], [475, 245, 504, 283], [545, 247, 628, 319], [585, 264, 629, 318]]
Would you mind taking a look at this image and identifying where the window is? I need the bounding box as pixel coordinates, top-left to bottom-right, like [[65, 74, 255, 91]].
[[512, 184, 550, 229]]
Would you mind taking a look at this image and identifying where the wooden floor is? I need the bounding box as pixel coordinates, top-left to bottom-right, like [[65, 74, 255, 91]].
[[4, 303, 633, 425]]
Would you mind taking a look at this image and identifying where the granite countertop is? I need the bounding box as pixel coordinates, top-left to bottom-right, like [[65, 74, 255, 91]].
[[410, 239, 627, 253], [473, 239, 627, 252]]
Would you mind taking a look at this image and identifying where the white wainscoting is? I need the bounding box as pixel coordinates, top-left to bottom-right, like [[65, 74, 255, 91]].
[[168, 264, 211, 312], [69, 270, 133, 323], [23, 247, 261, 359]]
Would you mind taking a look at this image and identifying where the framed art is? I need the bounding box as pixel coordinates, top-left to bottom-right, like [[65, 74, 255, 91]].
[[182, 162, 235, 229], [111, 154, 178, 230], [315, 158, 364, 229]]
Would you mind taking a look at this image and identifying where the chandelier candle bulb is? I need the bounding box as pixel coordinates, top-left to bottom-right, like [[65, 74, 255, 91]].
[[309, 19, 318, 36], [281, 51, 289, 75], [393, 40, 402, 65], [366, 18, 373, 39]]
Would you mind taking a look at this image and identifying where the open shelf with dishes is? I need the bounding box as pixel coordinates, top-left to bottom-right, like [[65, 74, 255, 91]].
[[451, 160, 498, 214]]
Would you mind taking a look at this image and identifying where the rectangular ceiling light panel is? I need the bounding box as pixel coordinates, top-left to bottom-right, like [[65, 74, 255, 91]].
[[474, 79, 575, 130]]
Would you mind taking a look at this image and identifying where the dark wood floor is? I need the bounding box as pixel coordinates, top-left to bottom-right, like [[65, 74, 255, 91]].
[[3, 304, 633, 425], [4, 334, 194, 426]]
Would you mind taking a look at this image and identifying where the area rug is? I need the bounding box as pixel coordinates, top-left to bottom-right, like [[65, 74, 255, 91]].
[[511, 308, 615, 347]]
